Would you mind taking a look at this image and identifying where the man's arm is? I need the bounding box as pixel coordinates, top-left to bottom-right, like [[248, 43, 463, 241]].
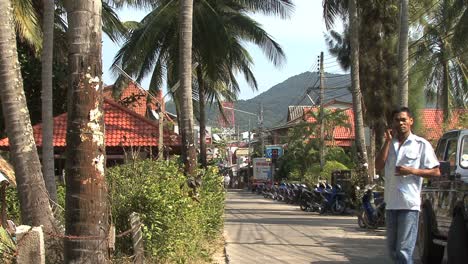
[[375, 130, 393, 171], [396, 166, 440, 178], [396, 138, 441, 178]]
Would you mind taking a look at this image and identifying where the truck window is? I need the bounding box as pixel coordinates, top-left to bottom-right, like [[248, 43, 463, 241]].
[[445, 139, 457, 167], [436, 138, 447, 160], [461, 136, 468, 168]]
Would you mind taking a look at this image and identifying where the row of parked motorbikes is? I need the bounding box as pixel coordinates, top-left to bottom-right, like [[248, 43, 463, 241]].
[[253, 182, 349, 215], [252, 182, 386, 229]]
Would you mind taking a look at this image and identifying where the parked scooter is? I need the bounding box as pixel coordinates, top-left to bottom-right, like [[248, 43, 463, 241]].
[[356, 185, 385, 229], [299, 183, 325, 212], [319, 183, 347, 215]]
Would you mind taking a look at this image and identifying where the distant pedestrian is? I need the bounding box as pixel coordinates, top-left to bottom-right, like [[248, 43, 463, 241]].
[[224, 174, 231, 189], [375, 107, 440, 264]]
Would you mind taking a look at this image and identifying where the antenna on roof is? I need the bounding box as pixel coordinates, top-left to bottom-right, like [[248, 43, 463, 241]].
[[113, 65, 163, 104]]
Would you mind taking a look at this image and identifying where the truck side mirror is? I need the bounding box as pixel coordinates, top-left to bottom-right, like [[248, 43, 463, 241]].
[[439, 161, 450, 178]]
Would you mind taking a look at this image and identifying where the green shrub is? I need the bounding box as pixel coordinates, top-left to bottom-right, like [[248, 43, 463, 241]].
[[303, 160, 349, 186], [5, 184, 66, 224], [107, 159, 225, 263]]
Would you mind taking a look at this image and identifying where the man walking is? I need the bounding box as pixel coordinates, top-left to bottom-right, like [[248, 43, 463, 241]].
[[375, 107, 440, 264], [224, 173, 231, 189]]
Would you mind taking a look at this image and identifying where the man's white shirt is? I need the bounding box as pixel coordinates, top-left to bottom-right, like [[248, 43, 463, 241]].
[[384, 133, 439, 211]]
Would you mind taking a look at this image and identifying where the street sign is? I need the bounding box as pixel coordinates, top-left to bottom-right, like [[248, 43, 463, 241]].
[[265, 145, 283, 159], [253, 158, 271, 181]]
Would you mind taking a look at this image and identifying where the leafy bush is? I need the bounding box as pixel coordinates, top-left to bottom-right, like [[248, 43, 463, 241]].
[[303, 160, 349, 186], [325, 147, 355, 169], [107, 159, 225, 263], [5, 184, 66, 224]]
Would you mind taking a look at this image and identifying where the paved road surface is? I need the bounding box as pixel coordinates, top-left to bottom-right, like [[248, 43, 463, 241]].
[[224, 190, 392, 264]]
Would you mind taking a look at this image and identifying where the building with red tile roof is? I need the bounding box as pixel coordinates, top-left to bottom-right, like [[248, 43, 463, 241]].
[[417, 109, 467, 141], [269, 105, 467, 147], [0, 83, 181, 169], [0, 98, 179, 148]]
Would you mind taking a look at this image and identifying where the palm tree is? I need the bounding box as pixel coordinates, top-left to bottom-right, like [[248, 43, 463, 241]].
[[410, 0, 467, 121], [8, 0, 129, 208], [41, 0, 57, 205], [322, 0, 368, 177], [348, 0, 369, 181], [0, 0, 56, 240], [398, 0, 409, 107], [63, 0, 108, 262], [179, 0, 197, 175], [191, 1, 290, 166], [112, 0, 292, 169]]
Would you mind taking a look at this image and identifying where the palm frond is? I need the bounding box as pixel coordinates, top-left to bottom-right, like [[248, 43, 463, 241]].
[[102, 1, 130, 43], [12, 0, 42, 52]]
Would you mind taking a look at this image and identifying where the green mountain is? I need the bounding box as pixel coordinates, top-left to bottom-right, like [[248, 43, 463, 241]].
[[166, 71, 351, 130]]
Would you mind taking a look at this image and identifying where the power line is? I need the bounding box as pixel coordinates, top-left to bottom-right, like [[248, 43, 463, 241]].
[[323, 74, 349, 79], [410, 0, 441, 25], [409, 7, 458, 49]]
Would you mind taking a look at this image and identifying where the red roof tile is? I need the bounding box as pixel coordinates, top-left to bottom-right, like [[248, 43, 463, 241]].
[[300, 107, 466, 146], [303, 107, 355, 146], [0, 98, 180, 148], [418, 109, 467, 140], [104, 82, 163, 117]]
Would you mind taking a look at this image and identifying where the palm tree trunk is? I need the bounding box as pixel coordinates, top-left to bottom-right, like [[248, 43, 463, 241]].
[[442, 59, 450, 121], [196, 66, 207, 167], [0, 5, 63, 262], [398, 0, 409, 107], [0, 0, 56, 232], [64, 0, 109, 262], [349, 0, 369, 182], [179, 0, 197, 175], [41, 0, 57, 205], [368, 124, 376, 183]]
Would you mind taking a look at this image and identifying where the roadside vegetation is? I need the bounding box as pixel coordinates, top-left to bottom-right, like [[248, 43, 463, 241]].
[[4, 159, 225, 263]]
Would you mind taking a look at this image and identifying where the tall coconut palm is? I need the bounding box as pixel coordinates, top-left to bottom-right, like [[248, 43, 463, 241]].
[[322, 0, 368, 176], [191, 1, 290, 166], [10, 0, 129, 208], [179, 0, 197, 175], [0, 0, 56, 240], [348, 0, 369, 181], [63, 0, 108, 262], [113, 0, 291, 167], [41, 0, 57, 205], [411, 0, 467, 121], [398, 0, 409, 107]]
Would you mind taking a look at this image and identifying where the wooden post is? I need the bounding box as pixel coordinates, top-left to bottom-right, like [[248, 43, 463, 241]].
[[130, 212, 144, 264]]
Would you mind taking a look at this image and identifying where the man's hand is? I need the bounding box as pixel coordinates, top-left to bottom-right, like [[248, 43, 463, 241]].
[[384, 129, 393, 142], [396, 166, 415, 176]]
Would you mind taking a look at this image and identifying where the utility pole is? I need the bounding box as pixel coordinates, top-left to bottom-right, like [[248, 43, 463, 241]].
[[319, 52, 325, 170], [259, 104, 264, 157], [248, 119, 251, 188]]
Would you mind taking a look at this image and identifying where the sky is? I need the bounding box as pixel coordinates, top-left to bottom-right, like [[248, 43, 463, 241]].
[[102, 0, 345, 100]]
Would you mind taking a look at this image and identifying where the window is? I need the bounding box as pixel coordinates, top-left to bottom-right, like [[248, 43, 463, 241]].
[[460, 136, 468, 169], [445, 139, 457, 168], [435, 138, 447, 160]]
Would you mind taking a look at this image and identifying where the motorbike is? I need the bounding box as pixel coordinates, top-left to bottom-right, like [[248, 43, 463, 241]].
[[319, 183, 347, 215], [299, 184, 324, 212], [356, 185, 385, 229]]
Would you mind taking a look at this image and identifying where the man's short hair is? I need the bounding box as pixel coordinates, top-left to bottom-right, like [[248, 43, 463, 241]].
[[392, 106, 413, 118]]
